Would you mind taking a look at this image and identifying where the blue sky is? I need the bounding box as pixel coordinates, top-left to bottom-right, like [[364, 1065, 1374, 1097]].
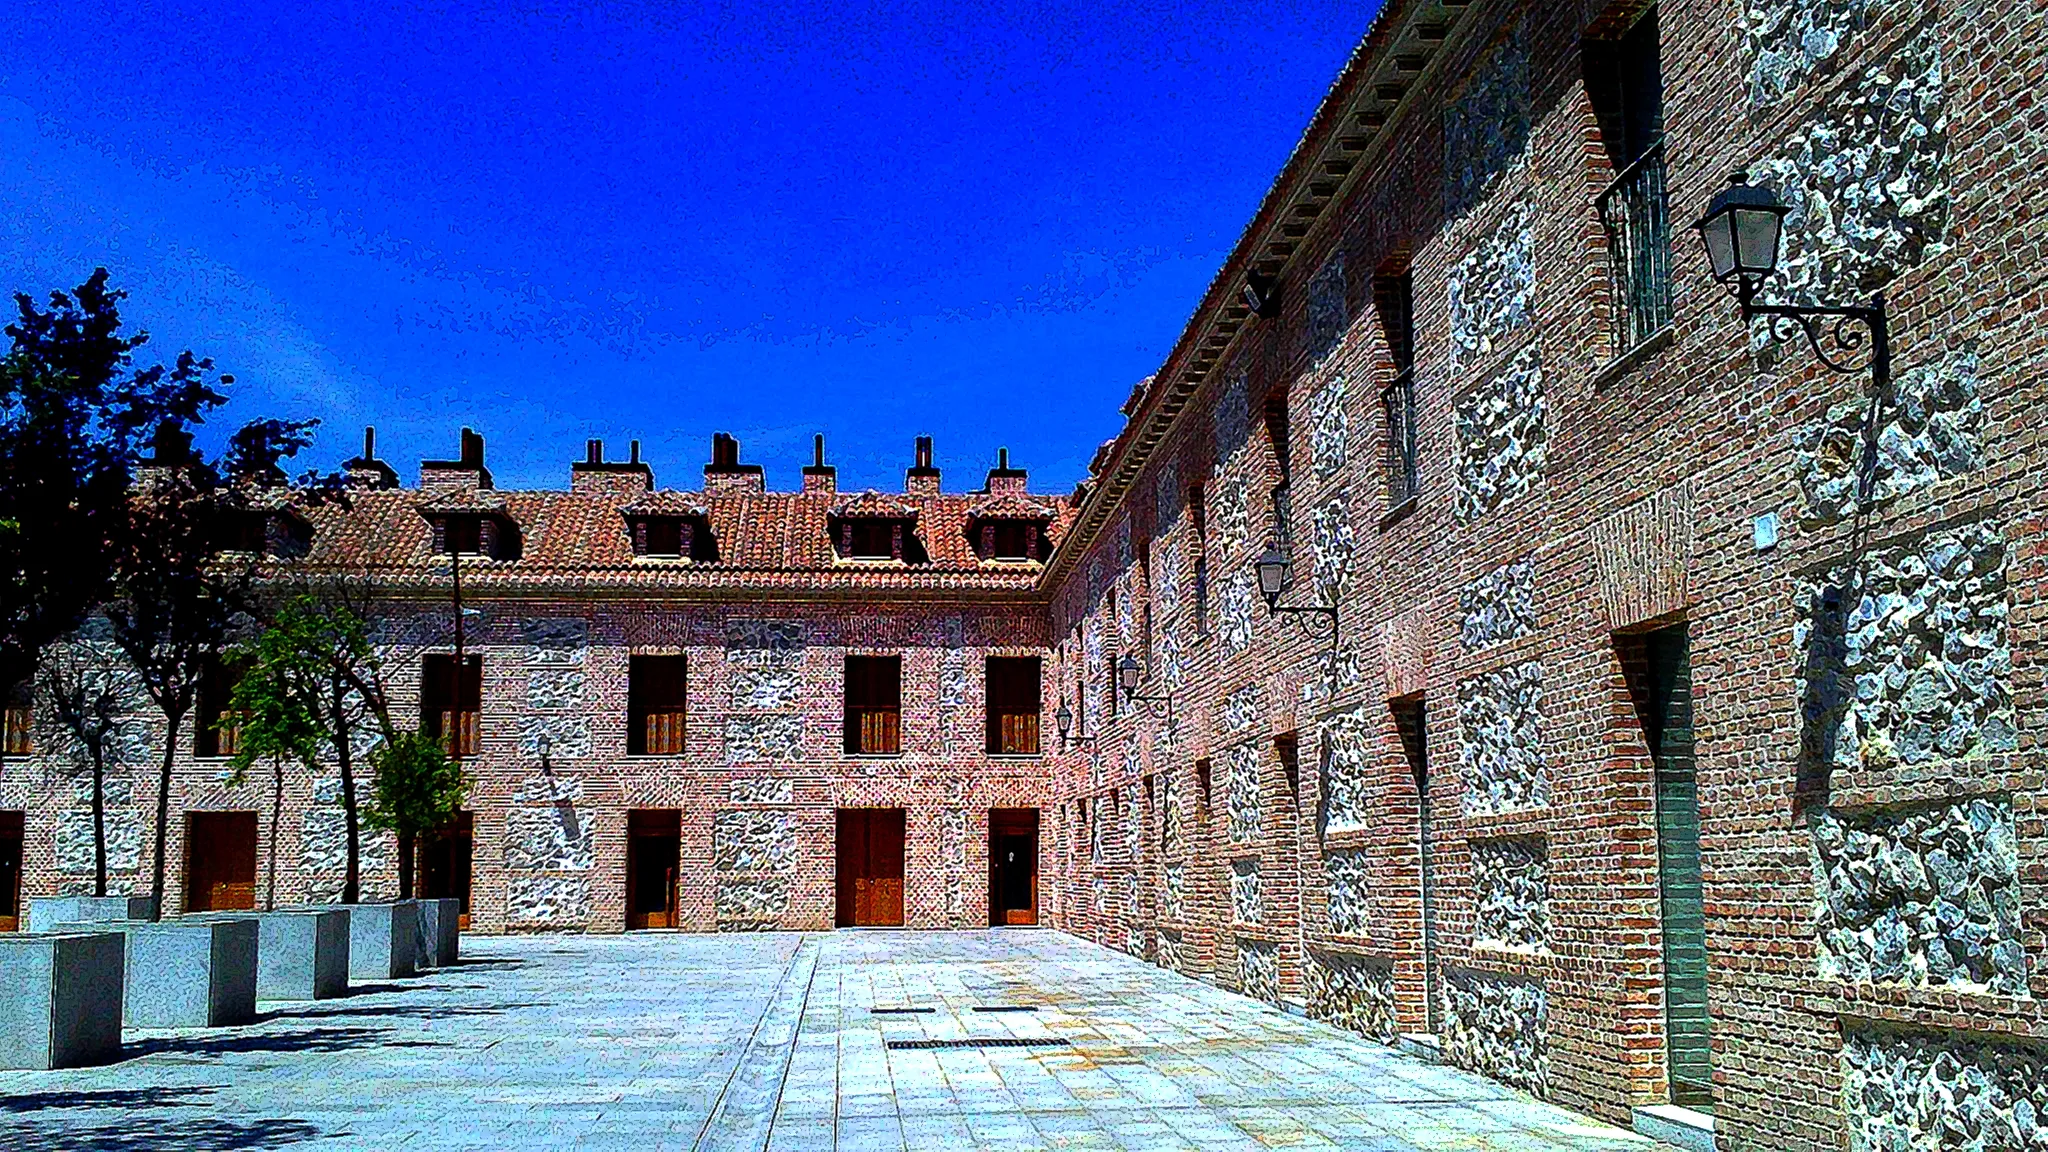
[[0, 2, 1371, 493]]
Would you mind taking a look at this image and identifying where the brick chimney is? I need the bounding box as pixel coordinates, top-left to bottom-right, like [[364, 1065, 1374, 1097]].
[[984, 447, 1026, 496], [802, 433, 836, 494], [345, 426, 399, 489], [421, 427, 492, 492], [704, 432, 765, 494], [905, 435, 940, 497], [570, 438, 654, 496]]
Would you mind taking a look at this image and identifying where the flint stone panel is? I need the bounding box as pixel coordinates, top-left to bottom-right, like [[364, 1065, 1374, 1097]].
[[53, 809, 142, 876], [1439, 969, 1548, 1097], [1306, 253, 1347, 362], [940, 808, 967, 922], [1222, 682, 1263, 734], [1237, 938, 1279, 1003], [1796, 352, 1982, 524], [1219, 571, 1256, 654], [714, 810, 795, 874], [1455, 345, 1548, 523], [344, 901, 417, 980], [1157, 627, 1185, 695], [1443, 34, 1530, 217], [1318, 708, 1374, 835], [1473, 837, 1549, 952], [0, 932, 124, 1069], [716, 876, 788, 931], [513, 775, 581, 804], [1153, 459, 1182, 529], [1154, 537, 1182, 621], [1751, 28, 1945, 313], [68, 773, 134, 806], [525, 667, 585, 710], [1744, 0, 1899, 105], [1795, 520, 2015, 772], [519, 617, 588, 659], [1308, 374, 1351, 480], [729, 663, 800, 711], [506, 876, 592, 926], [1812, 797, 2026, 996], [1325, 849, 1370, 937], [1307, 949, 1397, 1042], [1459, 660, 1548, 815], [1448, 202, 1535, 367], [517, 714, 590, 759], [504, 805, 594, 872], [1164, 863, 1186, 922], [1843, 1027, 2048, 1151], [1161, 773, 1183, 856], [724, 715, 804, 763], [1213, 371, 1250, 464], [300, 803, 395, 886], [728, 777, 793, 805], [1311, 498, 1356, 603], [1231, 859, 1264, 925], [1211, 469, 1250, 555], [1460, 558, 1537, 650], [1226, 741, 1262, 845]]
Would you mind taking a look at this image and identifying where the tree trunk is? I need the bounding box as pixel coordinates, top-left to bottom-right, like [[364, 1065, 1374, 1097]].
[[334, 680, 360, 905], [92, 749, 108, 897], [148, 709, 183, 922], [266, 755, 283, 911], [397, 830, 415, 900]]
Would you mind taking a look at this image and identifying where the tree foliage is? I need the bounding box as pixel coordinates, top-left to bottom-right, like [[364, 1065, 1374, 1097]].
[[364, 731, 468, 900]]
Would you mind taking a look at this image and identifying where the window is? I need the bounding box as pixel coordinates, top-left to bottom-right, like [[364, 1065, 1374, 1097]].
[[985, 656, 1041, 755], [1586, 5, 1670, 350], [628, 655, 687, 755], [643, 518, 685, 558], [194, 659, 245, 758], [987, 521, 1035, 560], [1196, 759, 1213, 823], [1190, 482, 1210, 637], [848, 520, 897, 560], [222, 511, 270, 554], [441, 516, 484, 556], [422, 654, 482, 757], [1137, 542, 1154, 668], [844, 655, 902, 755], [3, 681, 31, 756], [1374, 270, 1419, 508], [1105, 588, 1119, 719]]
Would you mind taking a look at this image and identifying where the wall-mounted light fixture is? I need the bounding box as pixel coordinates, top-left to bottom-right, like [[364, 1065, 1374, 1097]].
[[1053, 698, 1097, 749], [1254, 543, 1339, 648], [1116, 653, 1175, 723]]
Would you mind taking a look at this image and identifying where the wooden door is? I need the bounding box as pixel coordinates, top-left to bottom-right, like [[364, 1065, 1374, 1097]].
[[626, 810, 680, 930], [835, 808, 905, 927], [422, 812, 475, 929], [186, 812, 258, 912], [0, 811, 22, 932], [988, 808, 1039, 925]]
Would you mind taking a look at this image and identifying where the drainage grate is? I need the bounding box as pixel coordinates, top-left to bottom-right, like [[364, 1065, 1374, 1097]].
[[869, 1007, 936, 1015], [887, 1037, 1071, 1050], [971, 1005, 1039, 1013]]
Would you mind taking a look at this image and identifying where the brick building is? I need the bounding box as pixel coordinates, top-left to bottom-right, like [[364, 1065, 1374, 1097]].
[[2, 0, 2045, 1147]]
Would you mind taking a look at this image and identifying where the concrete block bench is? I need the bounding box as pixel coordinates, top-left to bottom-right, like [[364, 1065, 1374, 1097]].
[[190, 909, 348, 1001], [341, 902, 416, 981], [24, 895, 156, 931], [414, 898, 461, 969], [59, 918, 258, 1028], [0, 932, 125, 1068]]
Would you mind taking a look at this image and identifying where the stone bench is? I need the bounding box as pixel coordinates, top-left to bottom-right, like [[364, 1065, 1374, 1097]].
[[24, 895, 156, 932], [413, 898, 461, 969], [188, 910, 348, 1001], [341, 902, 417, 981], [58, 918, 258, 1028], [0, 932, 125, 1068]]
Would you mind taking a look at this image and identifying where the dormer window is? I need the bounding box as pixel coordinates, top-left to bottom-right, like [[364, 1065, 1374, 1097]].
[[829, 492, 920, 563], [419, 491, 519, 561], [965, 494, 1053, 563], [621, 497, 714, 562], [219, 507, 312, 559]]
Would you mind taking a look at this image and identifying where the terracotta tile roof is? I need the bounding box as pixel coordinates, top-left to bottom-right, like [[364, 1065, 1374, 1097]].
[[966, 493, 1057, 521], [830, 491, 920, 520], [619, 492, 710, 518], [280, 484, 1076, 594]]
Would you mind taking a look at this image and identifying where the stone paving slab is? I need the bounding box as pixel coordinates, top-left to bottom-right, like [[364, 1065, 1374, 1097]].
[[0, 929, 1672, 1150]]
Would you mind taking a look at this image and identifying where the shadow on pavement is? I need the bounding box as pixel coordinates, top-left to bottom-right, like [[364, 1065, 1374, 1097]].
[[128, 1026, 448, 1060], [0, 1086, 220, 1113], [12, 1117, 324, 1151], [261, 1002, 541, 1023]]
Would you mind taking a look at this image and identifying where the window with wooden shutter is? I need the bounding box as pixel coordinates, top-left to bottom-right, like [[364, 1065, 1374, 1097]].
[[985, 656, 1041, 755], [194, 658, 248, 759], [629, 655, 687, 755], [422, 654, 482, 757], [844, 655, 902, 755], [2, 680, 30, 756]]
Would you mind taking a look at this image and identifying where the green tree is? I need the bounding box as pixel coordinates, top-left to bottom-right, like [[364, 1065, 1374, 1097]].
[[226, 621, 326, 911], [363, 731, 467, 901]]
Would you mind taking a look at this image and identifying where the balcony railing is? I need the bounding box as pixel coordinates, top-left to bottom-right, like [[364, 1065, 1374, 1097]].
[[1596, 138, 1673, 353], [1381, 367, 1419, 508]]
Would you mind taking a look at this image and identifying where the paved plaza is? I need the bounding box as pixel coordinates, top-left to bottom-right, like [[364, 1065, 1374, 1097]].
[[3, 930, 1670, 1150]]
